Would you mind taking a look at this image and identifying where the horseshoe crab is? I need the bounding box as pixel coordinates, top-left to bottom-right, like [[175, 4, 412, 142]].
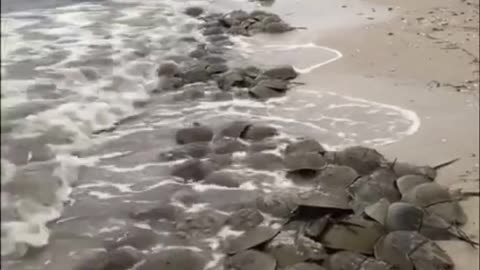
[[175, 210, 227, 237], [389, 158, 459, 180], [328, 146, 386, 175], [402, 182, 467, 225], [175, 124, 214, 145], [219, 121, 251, 138], [295, 190, 351, 212], [249, 81, 287, 99], [262, 65, 298, 80], [285, 138, 326, 155], [363, 198, 390, 225], [203, 170, 244, 188], [216, 70, 247, 90], [226, 208, 264, 231], [380, 202, 477, 245], [225, 225, 281, 254], [265, 230, 327, 268], [319, 216, 385, 255], [327, 251, 393, 270], [284, 152, 327, 172], [157, 62, 181, 77], [226, 250, 276, 270], [420, 211, 478, 245], [184, 6, 204, 17], [171, 159, 213, 182], [347, 168, 401, 214], [374, 231, 453, 270], [315, 165, 359, 190], [256, 192, 297, 218], [241, 124, 278, 141], [395, 175, 430, 195], [384, 202, 424, 232]]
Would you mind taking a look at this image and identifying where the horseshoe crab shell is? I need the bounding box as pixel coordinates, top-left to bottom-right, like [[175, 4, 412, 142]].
[[295, 190, 351, 211], [285, 138, 326, 155], [395, 175, 430, 195], [315, 165, 359, 190], [327, 251, 393, 270], [226, 250, 276, 270], [219, 121, 251, 138], [265, 230, 327, 268], [265, 230, 309, 268], [370, 201, 471, 243], [330, 146, 386, 175], [226, 208, 264, 231], [390, 161, 437, 179], [225, 226, 281, 254], [257, 192, 297, 218], [284, 152, 327, 172], [241, 124, 278, 141], [175, 210, 227, 237], [348, 169, 401, 214], [402, 182, 467, 224], [319, 216, 385, 255], [419, 211, 476, 244], [402, 182, 451, 206], [390, 158, 459, 180], [374, 231, 453, 270], [419, 211, 457, 240], [175, 125, 214, 144], [385, 202, 424, 232], [363, 198, 390, 225], [171, 159, 213, 181], [203, 170, 245, 188]]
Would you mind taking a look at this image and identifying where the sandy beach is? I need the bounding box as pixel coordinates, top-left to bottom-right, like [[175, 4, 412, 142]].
[[308, 0, 480, 268]]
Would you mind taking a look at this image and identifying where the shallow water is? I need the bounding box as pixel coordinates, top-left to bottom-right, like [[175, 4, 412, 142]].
[[1, 0, 420, 269]]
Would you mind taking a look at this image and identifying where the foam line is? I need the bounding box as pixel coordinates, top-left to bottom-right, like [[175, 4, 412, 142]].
[[325, 91, 421, 136], [262, 42, 343, 74]]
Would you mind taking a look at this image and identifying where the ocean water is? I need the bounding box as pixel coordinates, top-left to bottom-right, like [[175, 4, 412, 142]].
[[1, 0, 420, 269]]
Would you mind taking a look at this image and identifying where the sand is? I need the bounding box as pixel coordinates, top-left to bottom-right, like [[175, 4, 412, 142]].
[[249, 0, 478, 268], [303, 0, 479, 269]]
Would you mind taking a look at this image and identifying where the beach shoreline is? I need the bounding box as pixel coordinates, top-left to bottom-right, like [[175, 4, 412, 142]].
[[301, 0, 479, 268]]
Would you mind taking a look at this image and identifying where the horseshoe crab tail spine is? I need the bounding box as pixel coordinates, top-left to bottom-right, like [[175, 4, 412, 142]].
[[389, 158, 398, 170], [461, 191, 480, 197], [239, 124, 253, 139], [452, 226, 480, 248], [433, 158, 461, 170]]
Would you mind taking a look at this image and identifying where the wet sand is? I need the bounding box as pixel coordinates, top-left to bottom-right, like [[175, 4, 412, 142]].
[[300, 0, 479, 269]]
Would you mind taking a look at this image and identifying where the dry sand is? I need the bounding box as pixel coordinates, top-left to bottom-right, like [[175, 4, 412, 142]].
[[305, 0, 479, 268], [250, 0, 478, 268]]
